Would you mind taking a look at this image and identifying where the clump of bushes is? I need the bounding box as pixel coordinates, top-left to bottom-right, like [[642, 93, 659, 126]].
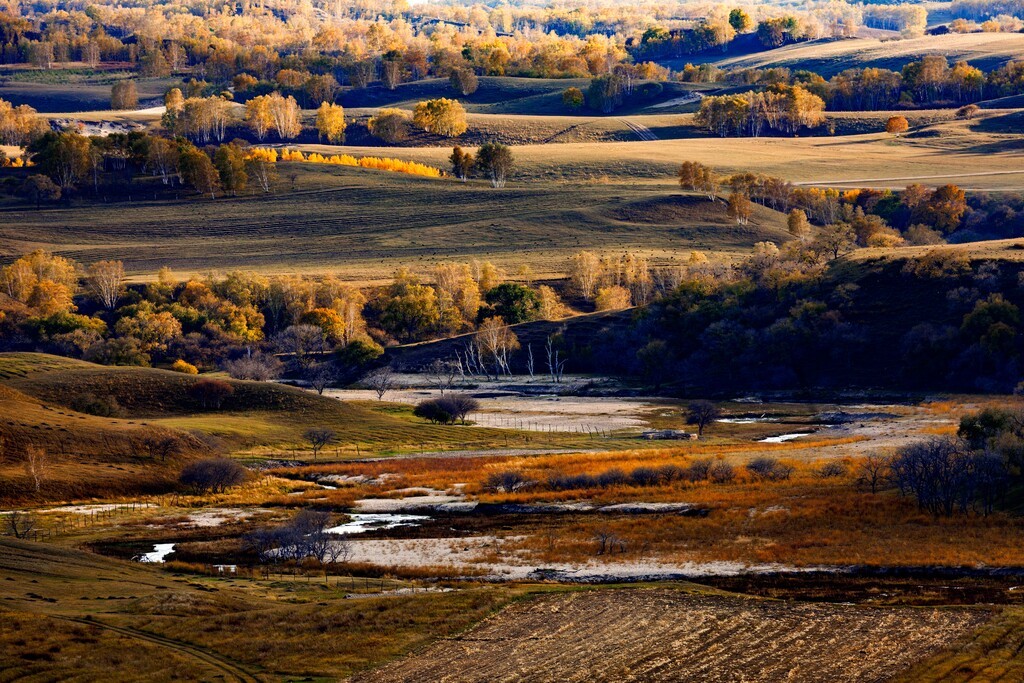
[[189, 378, 234, 409], [222, 353, 282, 381], [70, 392, 121, 417], [179, 457, 247, 493], [816, 461, 848, 478], [171, 359, 198, 374], [413, 395, 480, 425], [746, 457, 795, 481], [485, 470, 535, 493]]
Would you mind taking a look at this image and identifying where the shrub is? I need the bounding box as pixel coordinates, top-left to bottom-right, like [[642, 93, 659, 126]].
[[596, 468, 628, 487], [686, 458, 714, 481], [171, 359, 198, 374], [630, 466, 662, 486], [708, 461, 736, 483], [562, 87, 585, 110], [746, 457, 794, 481], [413, 395, 480, 425], [449, 68, 479, 96], [179, 458, 247, 493], [189, 378, 234, 409], [368, 108, 410, 143], [816, 461, 848, 478], [223, 353, 283, 381], [70, 392, 120, 417], [414, 398, 454, 424], [485, 470, 535, 493]]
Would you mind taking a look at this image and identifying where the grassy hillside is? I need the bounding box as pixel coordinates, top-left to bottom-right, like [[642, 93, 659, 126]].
[[0, 166, 792, 280], [715, 32, 1024, 76], [0, 537, 532, 681], [0, 66, 175, 112], [0, 352, 602, 503]]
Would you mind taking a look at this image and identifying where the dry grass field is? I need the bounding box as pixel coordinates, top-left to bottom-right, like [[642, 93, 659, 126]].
[[0, 165, 791, 280], [0, 537, 541, 682], [3, 113, 1022, 279], [715, 32, 1024, 76], [357, 589, 991, 683]]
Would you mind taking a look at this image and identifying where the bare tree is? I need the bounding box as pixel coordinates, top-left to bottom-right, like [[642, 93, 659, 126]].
[[86, 260, 125, 310], [475, 317, 519, 379], [223, 353, 283, 381], [23, 445, 47, 493], [545, 333, 567, 383], [525, 343, 535, 379], [179, 458, 247, 493], [5, 511, 36, 539], [427, 358, 460, 395], [306, 362, 337, 395], [141, 431, 180, 462], [275, 324, 329, 370], [856, 454, 890, 494], [364, 366, 396, 400], [304, 427, 337, 461], [686, 400, 721, 438]]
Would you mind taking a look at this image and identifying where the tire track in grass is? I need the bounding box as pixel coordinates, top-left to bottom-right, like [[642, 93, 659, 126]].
[[55, 615, 262, 683]]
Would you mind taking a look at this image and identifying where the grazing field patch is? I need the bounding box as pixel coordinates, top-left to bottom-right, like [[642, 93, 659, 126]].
[[358, 588, 989, 683]]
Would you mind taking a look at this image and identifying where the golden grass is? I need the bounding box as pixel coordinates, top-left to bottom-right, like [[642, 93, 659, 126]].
[[289, 444, 1024, 569], [0, 536, 549, 681], [893, 607, 1024, 683]]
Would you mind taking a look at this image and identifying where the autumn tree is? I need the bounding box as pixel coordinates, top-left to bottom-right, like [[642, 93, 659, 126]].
[[449, 68, 479, 96], [0, 99, 47, 146], [449, 145, 474, 181], [368, 108, 410, 143], [475, 316, 519, 377], [111, 80, 138, 110], [678, 161, 719, 200], [813, 221, 856, 260], [244, 95, 273, 141], [30, 130, 92, 190], [245, 153, 278, 193], [146, 137, 180, 185], [413, 98, 467, 137], [305, 74, 339, 104], [381, 51, 403, 90], [924, 184, 967, 233], [727, 191, 753, 224], [268, 92, 301, 139], [729, 8, 753, 31], [885, 115, 909, 136], [434, 262, 481, 327], [377, 268, 441, 342], [787, 208, 810, 237], [315, 102, 346, 143], [562, 87, 585, 110], [179, 145, 220, 198], [164, 87, 184, 113], [568, 251, 602, 300], [595, 285, 631, 310], [214, 143, 248, 196], [86, 260, 125, 310], [20, 174, 60, 208], [474, 142, 513, 188]]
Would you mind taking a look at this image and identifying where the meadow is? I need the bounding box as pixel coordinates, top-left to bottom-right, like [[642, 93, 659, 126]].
[[3, 5, 1024, 679]]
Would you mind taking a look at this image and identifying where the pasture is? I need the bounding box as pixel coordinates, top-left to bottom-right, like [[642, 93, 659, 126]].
[[714, 32, 1024, 76]]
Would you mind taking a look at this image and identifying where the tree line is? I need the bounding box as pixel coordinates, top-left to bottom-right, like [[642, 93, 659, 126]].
[[682, 55, 1019, 113]]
